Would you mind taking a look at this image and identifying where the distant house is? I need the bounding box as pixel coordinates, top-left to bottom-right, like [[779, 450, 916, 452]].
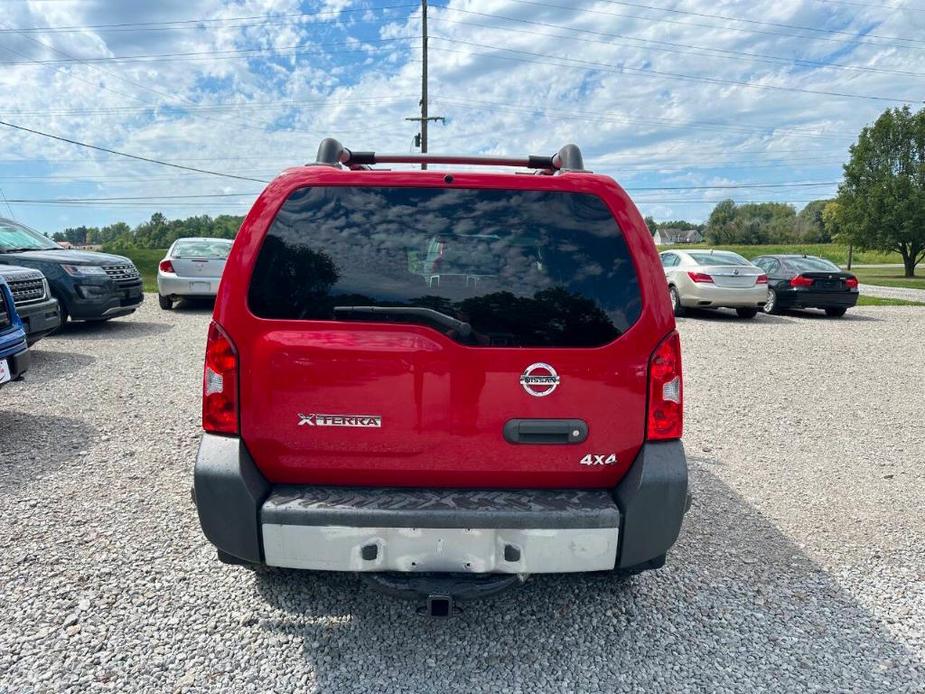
[[57, 241, 74, 249], [653, 228, 704, 246]]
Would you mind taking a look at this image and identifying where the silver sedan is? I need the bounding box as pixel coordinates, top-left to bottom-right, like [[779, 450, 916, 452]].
[[660, 250, 768, 319], [156, 237, 233, 310]]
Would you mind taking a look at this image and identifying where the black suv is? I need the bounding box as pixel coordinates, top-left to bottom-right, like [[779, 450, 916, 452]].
[[0, 265, 61, 344], [0, 218, 143, 322]]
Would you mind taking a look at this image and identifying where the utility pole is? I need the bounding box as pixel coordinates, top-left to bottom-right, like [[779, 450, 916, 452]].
[[405, 0, 443, 170]]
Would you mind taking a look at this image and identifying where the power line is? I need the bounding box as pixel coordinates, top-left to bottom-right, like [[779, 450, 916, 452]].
[[429, 37, 917, 103], [503, 0, 925, 51], [0, 120, 270, 183], [0, 36, 419, 66], [0, 3, 418, 33], [434, 10, 925, 79], [592, 0, 925, 45], [432, 96, 850, 141], [5, 193, 257, 202], [626, 181, 839, 191]]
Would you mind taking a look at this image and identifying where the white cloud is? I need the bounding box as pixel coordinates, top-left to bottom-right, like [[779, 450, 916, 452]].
[[0, 0, 922, 230]]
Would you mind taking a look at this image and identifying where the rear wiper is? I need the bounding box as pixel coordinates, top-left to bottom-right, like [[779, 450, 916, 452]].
[[334, 306, 472, 337]]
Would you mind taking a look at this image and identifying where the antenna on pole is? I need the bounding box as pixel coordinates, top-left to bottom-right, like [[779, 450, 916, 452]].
[[404, 0, 444, 170]]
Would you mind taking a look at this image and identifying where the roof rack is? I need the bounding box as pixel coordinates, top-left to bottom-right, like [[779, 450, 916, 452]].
[[311, 138, 586, 173]]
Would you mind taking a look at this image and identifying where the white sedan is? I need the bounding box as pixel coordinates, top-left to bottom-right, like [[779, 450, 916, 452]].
[[659, 249, 768, 319], [157, 237, 233, 310]]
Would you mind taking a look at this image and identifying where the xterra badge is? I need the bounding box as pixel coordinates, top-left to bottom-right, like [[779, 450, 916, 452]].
[[520, 362, 560, 397], [299, 413, 382, 428]]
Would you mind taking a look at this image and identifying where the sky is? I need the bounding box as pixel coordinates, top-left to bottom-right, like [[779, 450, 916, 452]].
[[0, 0, 923, 234]]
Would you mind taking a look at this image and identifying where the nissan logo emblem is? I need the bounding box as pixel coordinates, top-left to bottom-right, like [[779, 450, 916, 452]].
[[520, 362, 560, 397]]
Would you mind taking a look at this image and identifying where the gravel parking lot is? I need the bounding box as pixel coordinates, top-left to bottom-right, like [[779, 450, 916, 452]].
[[1, 298, 923, 692]]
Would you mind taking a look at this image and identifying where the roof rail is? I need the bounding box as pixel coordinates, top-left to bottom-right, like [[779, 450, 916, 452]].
[[311, 138, 586, 173]]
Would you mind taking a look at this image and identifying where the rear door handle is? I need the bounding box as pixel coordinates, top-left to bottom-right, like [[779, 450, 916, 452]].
[[503, 419, 588, 445]]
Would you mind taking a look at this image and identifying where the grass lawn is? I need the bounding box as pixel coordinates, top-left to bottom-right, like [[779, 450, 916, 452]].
[[857, 295, 925, 307], [682, 243, 900, 266], [850, 266, 925, 290], [108, 247, 165, 292]]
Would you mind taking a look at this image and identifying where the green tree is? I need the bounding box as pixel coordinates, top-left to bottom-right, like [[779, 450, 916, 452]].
[[705, 199, 797, 244], [836, 106, 925, 277], [795, 199, 832, 243], [644, 216, 658, 234]]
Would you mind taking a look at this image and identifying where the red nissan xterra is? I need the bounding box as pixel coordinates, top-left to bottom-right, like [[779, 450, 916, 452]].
[[194, 139, 689, 615]]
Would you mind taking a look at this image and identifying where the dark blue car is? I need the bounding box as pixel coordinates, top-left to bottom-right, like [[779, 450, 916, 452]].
[[0, 274, 29, 388]]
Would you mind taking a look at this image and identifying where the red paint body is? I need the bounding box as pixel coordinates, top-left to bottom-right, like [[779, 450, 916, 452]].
[[213, 166, 678, 489]]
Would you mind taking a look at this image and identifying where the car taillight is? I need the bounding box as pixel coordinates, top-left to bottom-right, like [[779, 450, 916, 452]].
[[790, 275, 814, 287], [755, 274, 768, 284], [687, 271, 714, 283], [647, 331, 683, 441], [845, 276, 859, 289], [203, 321, 238, 435], [159, 259, 175, 273]]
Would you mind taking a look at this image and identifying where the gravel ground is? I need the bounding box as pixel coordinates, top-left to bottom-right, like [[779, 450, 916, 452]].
[[1, 298, 923, 692]]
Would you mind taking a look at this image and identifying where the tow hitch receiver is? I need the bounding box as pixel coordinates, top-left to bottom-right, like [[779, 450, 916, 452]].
[[426, 595, 453, 618]]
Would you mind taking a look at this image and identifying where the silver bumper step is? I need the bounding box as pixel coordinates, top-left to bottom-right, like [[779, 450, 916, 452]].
[[260, 487, 621, 574]]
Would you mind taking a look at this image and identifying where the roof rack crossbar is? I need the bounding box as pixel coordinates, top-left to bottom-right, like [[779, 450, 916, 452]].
[[311, 138, 586, 172]]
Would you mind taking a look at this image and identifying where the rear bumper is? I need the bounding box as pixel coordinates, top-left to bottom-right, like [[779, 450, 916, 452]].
[[193, 435, 689, 573], [157, 273, 221, 298], [679, 282, 768, 308], [777, 288, 859, 309]]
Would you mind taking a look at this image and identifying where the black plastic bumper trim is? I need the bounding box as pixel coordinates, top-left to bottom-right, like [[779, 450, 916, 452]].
[[262, 486, 620, 529], [193, 433, 271, 563], [613, 440, 689, 568]]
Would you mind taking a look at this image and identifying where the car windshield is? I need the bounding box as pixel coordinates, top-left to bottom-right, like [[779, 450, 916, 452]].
[[173, 239, 232, 259], [0, 221, 60, 252], [248, 186, 642, 348], [785, 256, 841, 272], [687, 251, 750, 266]]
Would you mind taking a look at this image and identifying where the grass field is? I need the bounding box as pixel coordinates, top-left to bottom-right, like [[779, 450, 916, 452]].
[[682, 243, 901, 266], [851, 267, 924, 289], [111, 248, 164, 292], [857, 295, 925, 307]]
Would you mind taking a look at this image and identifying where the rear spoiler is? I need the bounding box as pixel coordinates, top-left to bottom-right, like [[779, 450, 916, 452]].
[[310, 138, 587, 174]]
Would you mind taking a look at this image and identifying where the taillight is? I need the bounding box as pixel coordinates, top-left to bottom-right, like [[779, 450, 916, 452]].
[[159, 259, 175, 273], [647, 331, 683, 441], [755, 274, 768, 284], [687, 271, 714, 283], [203, 321, 238, 435], [790, 275, 814, 287], [845, 276, 859, 289]]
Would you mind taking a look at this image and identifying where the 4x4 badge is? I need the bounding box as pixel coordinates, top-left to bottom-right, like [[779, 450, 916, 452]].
[[519, 362, 560, 397]]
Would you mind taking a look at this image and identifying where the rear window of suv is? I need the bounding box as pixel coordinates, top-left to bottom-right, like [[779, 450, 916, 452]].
[[248, 186, 642, 347]]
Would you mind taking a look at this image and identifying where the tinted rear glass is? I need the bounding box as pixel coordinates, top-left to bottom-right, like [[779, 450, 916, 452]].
[[784, 256, 841, 272], [687, 251, 750, 266], [248, 186, 641, 347]]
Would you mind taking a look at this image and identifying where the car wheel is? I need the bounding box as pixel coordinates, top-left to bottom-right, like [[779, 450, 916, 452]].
[[669, 286, 685, 317], [763, 289, 780, 314], [824, 307, 847, 317], [158, 294, 174, 310], [736, 307, 758, 319]]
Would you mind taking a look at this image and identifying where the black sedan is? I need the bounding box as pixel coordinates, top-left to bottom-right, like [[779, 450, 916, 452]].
[[752, 255, 859, 317]]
